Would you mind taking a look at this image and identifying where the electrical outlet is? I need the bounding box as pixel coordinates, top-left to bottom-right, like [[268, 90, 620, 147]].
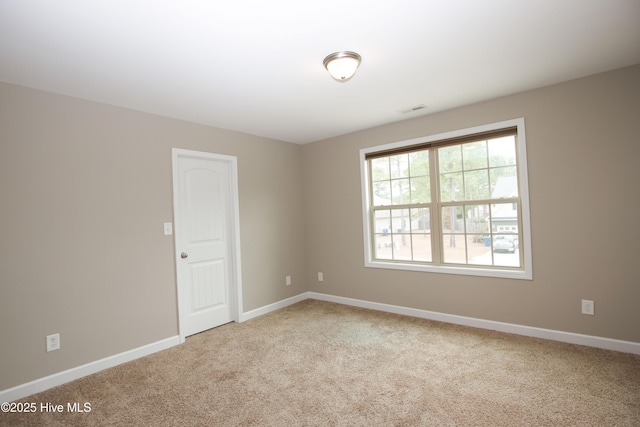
[[46, 333, 60, 352], [285, 275, 291, 286], [318, 272, 324, 282], [581, 299, 595, 315]]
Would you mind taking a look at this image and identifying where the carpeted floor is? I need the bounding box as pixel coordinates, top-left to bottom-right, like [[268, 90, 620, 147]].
[[2, 299, 640, 426]]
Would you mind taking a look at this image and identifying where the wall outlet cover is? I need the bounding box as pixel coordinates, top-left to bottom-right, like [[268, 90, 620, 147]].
[[581, 299, 595, 315], [46, 333, 61, 352]]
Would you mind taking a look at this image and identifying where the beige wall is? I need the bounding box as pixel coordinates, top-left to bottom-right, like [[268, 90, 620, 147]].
[[0, 83, 306, 390], [303, 64, 640, 343], [2, 64, 638, 393]]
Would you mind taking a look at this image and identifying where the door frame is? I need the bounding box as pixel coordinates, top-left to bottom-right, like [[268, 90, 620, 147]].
[[171, 148, 244, 343]]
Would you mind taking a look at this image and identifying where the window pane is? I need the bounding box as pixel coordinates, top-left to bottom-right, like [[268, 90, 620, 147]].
[[442, 205, 464, 234], [440, 172, 462, 202], [410, 208, 430, 233], [371, 157, 390, 181], [442, 234, 466, 264], [409, 150, 430, 176], [491, 203, 519, 234], [488, 136, 516, 167], [492, 234, 521, 267], [438, 145, 462, 173], [373, 181, 391, 206], [411, 207, 431, 262], [373, 209, 391, 234], [391, 179, 411, 205], [463, 141, 488, 170], [393, 234, 412, 260], [410, 176, 430, 203], [391, 208, 410, 233], [467, 235, 492, 266], [389, 154, 409, 179], [374, 234, 393, 260], [493, 252, 521, 268], [490, 168, 518, 198], [464, 204, 489, 234], [463, 169, 490, 200], [412, 233, 432, 262]]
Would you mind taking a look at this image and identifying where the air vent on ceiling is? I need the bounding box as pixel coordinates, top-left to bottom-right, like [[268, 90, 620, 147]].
[[398, 104, 427, 114]]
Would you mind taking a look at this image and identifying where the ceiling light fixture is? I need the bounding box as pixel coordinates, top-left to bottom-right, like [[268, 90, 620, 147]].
[[323, 51, 361, 82]]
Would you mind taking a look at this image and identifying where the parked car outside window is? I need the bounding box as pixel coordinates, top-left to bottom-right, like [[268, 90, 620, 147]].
[[493, 235, 519, 253]]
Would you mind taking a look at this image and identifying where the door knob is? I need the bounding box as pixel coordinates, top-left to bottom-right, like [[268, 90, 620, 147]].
[[181, 252, 188, 259]]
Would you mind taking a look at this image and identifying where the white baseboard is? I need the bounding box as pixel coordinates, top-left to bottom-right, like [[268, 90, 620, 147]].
[[308, 292, 640, 355], [1, 335, 181, 404], [239, 293, 308, 322]]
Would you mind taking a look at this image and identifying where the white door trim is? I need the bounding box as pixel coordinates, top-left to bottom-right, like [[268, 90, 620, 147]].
[[172, 148, 244, 343]]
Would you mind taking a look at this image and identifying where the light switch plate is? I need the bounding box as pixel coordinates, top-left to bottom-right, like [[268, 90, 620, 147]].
[[163, 222, 173, 235]]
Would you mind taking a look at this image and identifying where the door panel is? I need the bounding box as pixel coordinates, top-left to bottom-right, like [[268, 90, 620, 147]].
[[190, 260, 225, 311], [186, 168, 223, 242]]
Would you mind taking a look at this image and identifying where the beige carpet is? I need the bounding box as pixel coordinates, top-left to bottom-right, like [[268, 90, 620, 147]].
[[3, 299, 640, 426]]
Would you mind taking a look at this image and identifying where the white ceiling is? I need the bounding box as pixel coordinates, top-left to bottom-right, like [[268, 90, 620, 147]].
[[1, 1, 639, 144]]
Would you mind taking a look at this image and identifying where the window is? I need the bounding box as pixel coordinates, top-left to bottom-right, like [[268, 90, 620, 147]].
[[360, 119, 532, 280]]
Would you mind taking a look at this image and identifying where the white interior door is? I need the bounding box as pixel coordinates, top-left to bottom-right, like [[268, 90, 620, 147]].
[[172, 149, 242, 340]]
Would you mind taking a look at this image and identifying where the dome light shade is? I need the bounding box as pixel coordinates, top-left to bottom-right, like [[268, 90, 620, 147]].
[[323, 51, 361, 82]]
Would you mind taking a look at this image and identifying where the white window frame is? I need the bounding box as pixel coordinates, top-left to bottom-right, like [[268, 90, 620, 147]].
[[360, 118, 532, 280]]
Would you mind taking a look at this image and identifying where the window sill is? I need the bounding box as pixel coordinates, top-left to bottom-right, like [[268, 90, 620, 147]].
[[365, 260, 532, 280]]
